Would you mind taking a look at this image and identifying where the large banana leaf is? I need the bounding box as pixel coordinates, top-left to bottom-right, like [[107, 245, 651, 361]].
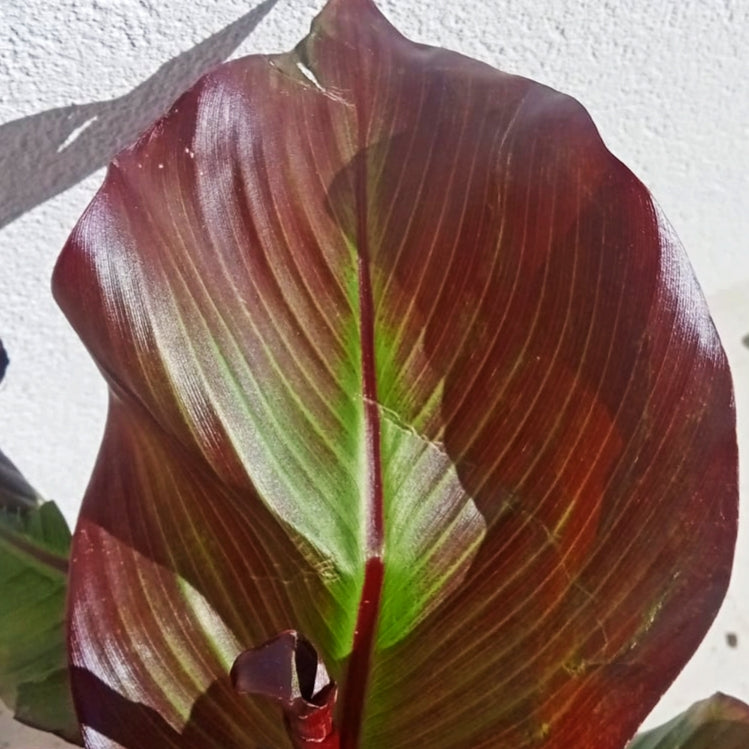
[[52, 0, 737, 746]]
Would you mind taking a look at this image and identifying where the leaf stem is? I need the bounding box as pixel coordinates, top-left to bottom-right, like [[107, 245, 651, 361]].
[[339, 557, 384, 748]]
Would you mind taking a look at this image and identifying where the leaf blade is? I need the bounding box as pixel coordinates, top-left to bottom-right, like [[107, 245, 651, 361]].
[[53, 0, 738, 746]]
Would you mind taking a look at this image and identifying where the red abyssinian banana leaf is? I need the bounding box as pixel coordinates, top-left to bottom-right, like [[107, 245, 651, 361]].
[[52, 0, 738, 746]]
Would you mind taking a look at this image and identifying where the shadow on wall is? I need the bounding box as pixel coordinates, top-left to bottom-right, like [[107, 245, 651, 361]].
[[0, 0, 279, 230]]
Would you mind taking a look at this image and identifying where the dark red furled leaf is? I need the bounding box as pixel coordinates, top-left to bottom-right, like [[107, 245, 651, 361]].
[[53, 0, 737, 746], [627, 694, 749, 749], [231, 630, 339, 748]]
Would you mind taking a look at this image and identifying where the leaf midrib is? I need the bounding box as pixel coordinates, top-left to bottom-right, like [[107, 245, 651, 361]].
[[337, 100, 384, 749]]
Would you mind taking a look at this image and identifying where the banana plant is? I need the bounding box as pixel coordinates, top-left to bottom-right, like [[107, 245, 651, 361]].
[[0, 0, 744, 747]]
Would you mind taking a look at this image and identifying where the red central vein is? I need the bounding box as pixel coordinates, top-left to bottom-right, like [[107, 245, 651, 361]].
[[338, 115, 385, 749]]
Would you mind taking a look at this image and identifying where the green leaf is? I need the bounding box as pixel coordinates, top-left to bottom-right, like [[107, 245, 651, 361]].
[[0, 452, 81, 744], [628, 694, 749, 749]]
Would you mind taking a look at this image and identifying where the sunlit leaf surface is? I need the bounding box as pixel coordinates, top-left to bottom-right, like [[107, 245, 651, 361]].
[[53, 0, 737, 746]]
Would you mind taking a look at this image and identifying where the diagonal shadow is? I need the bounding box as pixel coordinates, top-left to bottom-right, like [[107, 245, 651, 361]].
[[0, 0, 279, 230], [70, 668, 283, 748]]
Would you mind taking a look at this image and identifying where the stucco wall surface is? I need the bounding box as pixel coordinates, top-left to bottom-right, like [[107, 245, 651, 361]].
[[0, 0, 747, 745]]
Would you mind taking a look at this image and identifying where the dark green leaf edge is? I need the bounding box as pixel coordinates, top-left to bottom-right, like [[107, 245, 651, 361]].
[[628, 693, 749, 749]]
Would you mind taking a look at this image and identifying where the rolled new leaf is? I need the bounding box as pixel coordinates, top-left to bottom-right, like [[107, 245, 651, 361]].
[[53, 0, 737, 746], [627, 694, 749, 749], [232, 630, 338, 748]]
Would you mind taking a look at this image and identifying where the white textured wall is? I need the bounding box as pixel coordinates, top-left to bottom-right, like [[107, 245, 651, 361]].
[[1, 0, 747, 745]]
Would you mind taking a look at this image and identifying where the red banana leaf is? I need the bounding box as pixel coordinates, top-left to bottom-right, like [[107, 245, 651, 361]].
[[52, 0, 737, 746]]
